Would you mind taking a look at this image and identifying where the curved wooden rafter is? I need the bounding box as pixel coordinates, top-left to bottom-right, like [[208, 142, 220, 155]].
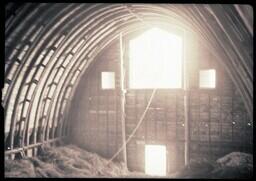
[[4, 3, 253, 155]]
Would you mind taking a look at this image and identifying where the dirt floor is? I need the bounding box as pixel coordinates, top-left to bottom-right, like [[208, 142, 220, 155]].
[[5, 145, 253, 178]]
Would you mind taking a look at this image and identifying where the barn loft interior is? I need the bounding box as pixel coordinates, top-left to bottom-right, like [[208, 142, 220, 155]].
[[4, 3, 253, 178]]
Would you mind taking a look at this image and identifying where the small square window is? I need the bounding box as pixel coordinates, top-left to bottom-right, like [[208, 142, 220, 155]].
[[199, 69, 216, 88], [101, 72, 115, 89]]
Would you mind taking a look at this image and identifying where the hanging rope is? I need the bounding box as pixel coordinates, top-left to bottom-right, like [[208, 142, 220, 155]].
[[97, 88, 157, 174], [96, 6, 170, 173], [97, 31, 158, 174]]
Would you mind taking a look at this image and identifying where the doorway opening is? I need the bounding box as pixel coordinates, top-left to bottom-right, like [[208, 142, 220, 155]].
[[145, 144, 167, 176]]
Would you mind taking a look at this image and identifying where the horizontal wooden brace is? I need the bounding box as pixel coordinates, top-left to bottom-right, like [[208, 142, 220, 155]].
[[5, 136, 66, 155]]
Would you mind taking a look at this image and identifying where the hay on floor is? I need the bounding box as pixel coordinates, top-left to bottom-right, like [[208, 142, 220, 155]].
[[5, 144, 129, 178], [175, 152, 253, 179], [6, 145, 252, 178]]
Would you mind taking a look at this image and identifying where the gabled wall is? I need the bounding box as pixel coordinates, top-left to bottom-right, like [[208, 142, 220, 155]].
[[69, 31, 252, 173]]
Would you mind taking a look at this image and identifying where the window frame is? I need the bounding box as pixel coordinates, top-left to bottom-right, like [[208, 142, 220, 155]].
[[199, 68, 217, 89], [124, 27, 185, 91], [101, 71, 116, 90]]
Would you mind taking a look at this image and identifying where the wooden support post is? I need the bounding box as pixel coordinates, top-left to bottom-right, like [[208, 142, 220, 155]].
[[119, 32, 127, 167], [184, 31, 190, 166]]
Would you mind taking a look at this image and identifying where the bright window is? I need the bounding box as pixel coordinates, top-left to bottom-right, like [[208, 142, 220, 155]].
[[101, 72, 115, 89], [145, 144, 167, 176], [199, 69, 216, 88], [129, 28, 183, 89]]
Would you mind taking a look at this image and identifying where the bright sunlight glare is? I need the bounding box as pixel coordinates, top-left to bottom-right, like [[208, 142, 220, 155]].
[[145, 145, 167, 176], [199, 69, 216, 88], [129, 28, 183, 89]]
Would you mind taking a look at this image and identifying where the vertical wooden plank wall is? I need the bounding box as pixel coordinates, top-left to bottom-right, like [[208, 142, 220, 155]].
[[69, 40, 123, 159], [69, 32, 252, 173]]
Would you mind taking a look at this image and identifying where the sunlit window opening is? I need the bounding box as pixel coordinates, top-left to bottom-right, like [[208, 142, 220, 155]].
[[101, 72, 115, 89], [199, 69, 216, 88], [129, 28, 183, 89], [145, 145, 167, 176]]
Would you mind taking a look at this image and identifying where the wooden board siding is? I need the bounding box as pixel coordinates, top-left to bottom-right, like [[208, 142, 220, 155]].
[[69, 32, 252, 173], [69, 41, 123, 159]]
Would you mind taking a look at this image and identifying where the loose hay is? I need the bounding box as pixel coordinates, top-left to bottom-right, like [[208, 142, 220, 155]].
[[5, 144, 130, 178], [175, 152, 253, 179], [216, 152, 253, 168], [5, 159, 36, 177], [6, 145, 252, 178], [212, 152, 253, 179]]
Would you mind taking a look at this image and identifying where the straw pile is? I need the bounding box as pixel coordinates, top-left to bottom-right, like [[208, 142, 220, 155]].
[[175, 152, 253, 179], [5, 144, 129, 178]]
